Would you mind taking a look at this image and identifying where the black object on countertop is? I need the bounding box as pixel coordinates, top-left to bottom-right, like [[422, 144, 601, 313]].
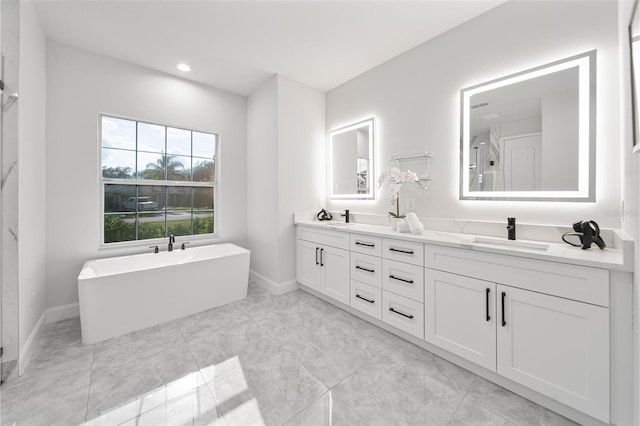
[[316, 209, 333, 221], [562, 220, 606, 250], [507, 217, 516, 240], [342, 209, 350, 223]]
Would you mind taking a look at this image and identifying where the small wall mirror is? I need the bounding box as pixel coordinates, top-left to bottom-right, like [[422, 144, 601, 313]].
[[329, 118, 375, 199], [460, 50, 596, 201]]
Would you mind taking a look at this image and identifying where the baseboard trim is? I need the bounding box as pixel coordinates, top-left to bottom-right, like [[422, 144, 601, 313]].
[[249, 269, 299, 295], [46, 302, 79, 324], [18, 310, 47, 375]]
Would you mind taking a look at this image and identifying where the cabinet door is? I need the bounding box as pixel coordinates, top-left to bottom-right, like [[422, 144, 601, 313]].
[[297, 240, 322, 291], [424, 269, 496, 370], [321, 246, 350, 305], [496, 285, 609, 422]]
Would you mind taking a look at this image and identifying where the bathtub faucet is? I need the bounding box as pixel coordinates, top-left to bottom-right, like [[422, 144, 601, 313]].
[[168, 234, 175, 252]]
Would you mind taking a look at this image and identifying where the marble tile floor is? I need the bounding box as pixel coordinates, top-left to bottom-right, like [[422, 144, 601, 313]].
[[0, 282, 580, 426]]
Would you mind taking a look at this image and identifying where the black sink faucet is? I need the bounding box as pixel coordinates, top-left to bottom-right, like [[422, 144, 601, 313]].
[[507, 218, 516, 240], [341, 209, 350, 223], [168, 234, 175, 252]]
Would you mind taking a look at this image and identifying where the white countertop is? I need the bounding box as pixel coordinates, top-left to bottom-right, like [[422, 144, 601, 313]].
[[295, 218, 633, 272]]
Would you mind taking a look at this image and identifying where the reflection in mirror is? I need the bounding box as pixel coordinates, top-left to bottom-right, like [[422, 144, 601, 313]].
[[329, 118, 375, 199], [460, 50, 595, 201], [630, 0, 640, 151]]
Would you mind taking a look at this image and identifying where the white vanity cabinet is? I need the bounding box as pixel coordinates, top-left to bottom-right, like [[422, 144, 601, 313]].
[[380, 238, 425, 338], [497, 285, 609, 422], [296, 227, 350, 305], [424, 270, 497, 370], [424, 245, 610, 422], [295, 222, 628, 425]]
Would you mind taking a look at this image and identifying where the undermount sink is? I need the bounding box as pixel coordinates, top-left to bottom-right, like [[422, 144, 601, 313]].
[[470, 236, 550, 252], [318, 221, 349, 227]]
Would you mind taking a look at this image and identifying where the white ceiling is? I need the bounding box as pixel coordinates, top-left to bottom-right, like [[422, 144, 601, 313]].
[[34, 0, 507, 96]]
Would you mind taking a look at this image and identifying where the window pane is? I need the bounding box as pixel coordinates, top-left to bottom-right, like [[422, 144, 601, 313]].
[[193, 187, 214, 210], [102, 148, 135, 179], [104, 214, 135, 243], [138, 122, 165, 153], [102, 116, 136, 150], [104, 184, 135, 213], [138, 152, 166, 180], [167, 187, 192, 236], [192, 132, 216, 159], [167, 127, 191, 156], [192, 158, 215, 182], [167, 155, 191, 181], [137, 185, 165, 211], [138, 212, 166, 240], [193, 211, 214, 235]]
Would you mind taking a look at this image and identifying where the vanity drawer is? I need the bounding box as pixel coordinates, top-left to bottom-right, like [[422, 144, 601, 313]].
[[424, 245, 609, 307], [350, 280, 382, 320], [383, 238, 424, 266], [350, 234, 383, 257], [351, 252, 382, 288], [382, 260, 424, 302], [297, 226, 349, 250], [382, 291, 424, 339]]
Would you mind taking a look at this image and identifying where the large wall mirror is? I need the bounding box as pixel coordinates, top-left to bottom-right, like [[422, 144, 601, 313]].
[[329, 118, 375, 199], [630, 0, 640, 152], [460, 50, 596, 201]]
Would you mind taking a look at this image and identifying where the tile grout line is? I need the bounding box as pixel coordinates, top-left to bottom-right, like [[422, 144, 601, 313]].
[[279, 389, 332, 426], [174, 317, 226, 420], [83, 344, 97, 423]]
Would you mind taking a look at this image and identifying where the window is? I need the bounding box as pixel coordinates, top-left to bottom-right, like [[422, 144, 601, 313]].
[[101, 115, 217, 244]]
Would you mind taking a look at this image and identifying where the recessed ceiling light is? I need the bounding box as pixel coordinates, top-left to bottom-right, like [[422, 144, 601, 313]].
[[176, 63, 191, 72]]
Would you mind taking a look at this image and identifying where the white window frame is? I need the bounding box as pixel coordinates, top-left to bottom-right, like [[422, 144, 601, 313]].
[[98, 114, 219, 249]]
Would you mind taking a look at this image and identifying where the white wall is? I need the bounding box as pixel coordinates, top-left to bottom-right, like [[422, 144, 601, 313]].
[[45, 42, 247, 308], [247, 75, 325, 289], [618, 0, 639, 423], [17, 0, 47, 356], [277, 75, 325, 284], [326, 0, 621, 228], [247, 76, 279, 282]]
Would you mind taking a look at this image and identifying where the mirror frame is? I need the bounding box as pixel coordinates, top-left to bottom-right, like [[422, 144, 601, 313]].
[[630, 0, 640, 153], [328, 117, 375, 200], [459, 50, 596, 202]]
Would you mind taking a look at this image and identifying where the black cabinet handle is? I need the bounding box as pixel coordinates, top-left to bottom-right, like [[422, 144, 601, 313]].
[[355, 265, 375, 273], [389, 247, 414, 255], [356, 294, 375, 304], [320, 248, 324, 267], [389, 275, 414, 284], [315, 247, 319, 265], [355, 241, 375, 247], [389, 307, 414, 319], [501, 292, 506, 327], [486, 288, 491, 322]]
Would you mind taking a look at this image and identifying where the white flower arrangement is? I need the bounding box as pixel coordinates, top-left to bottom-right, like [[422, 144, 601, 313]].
[[377, 167, 419, 218]]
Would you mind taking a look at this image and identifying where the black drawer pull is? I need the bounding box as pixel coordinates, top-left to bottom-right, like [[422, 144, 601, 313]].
[[315, 247, 319, 265], [356, 294, 375, 304], [485, 288, 491, 322], [389, 307, 414, 319], [355, 241, 375, 247], [320, 248, 324, 267], [501, 291, 506, 327], [389, 275, 414, 284], [389, 247, 414, 255], [355, 265, 375, 273]]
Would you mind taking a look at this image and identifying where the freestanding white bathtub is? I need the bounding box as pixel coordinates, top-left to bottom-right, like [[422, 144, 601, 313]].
[[78, 243, 250, 345]]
